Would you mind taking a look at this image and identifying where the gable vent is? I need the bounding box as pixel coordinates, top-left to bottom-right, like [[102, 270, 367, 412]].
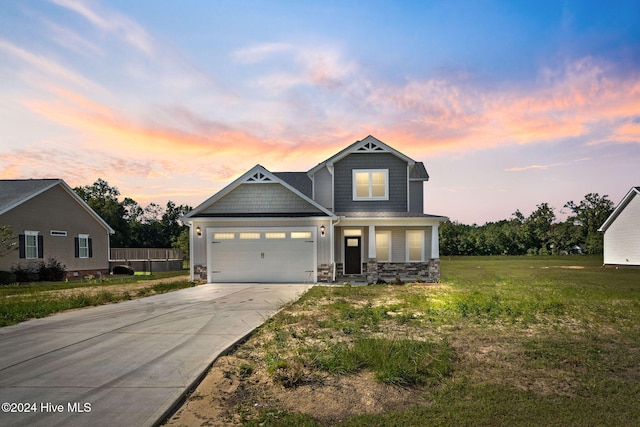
[[245, 171, 273, 183], [356, 141, 386, 152]]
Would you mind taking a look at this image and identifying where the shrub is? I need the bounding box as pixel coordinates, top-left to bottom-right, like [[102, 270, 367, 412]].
[[113, 265, 135, 275], [37, 258, 67, 282], [11, 263, 39, 282], [0, 270, 17, 285]]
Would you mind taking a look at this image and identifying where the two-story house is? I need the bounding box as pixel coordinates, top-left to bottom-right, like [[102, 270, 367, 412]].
[[184, 136, 447, 283]]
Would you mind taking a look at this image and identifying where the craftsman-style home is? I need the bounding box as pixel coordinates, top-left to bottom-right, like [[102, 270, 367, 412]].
[[185, 136, 447, 283]]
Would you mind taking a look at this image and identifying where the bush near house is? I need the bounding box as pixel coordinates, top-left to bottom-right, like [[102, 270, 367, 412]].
[[0, 271, 17, 285], [10, 258, 66, 282], [112, 265, 135, 275]]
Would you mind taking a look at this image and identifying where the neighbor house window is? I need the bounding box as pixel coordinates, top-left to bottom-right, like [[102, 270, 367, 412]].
[[406, 230, 424, 262], [376, 231, 391, 262], [77, 234, 90, 258], [353, 169, 388, 201], [24, 231, 39, 259]]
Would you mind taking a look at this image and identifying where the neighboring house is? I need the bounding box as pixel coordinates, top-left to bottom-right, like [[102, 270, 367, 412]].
[[598, 186, 640, 267], [184, 136, 448, 283], [0, 179, 115, 279]]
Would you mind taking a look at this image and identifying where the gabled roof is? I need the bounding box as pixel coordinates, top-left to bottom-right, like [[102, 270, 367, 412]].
[[0, 179, 115, 233], [308, 135, 415, 176], [184, 165, 336, 219], [598, 186, 640, 232]]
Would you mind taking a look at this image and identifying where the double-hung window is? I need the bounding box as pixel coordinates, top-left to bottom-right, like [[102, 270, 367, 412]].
[[406, 230, 424, 262], [78, 235, 89, 258], [353, 169, 388, 201], [375, 231, 391, 262], [25, 231, 39, 259]]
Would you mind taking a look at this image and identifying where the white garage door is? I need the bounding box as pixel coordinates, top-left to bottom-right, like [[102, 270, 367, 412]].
[[208, 228, 316, 283]]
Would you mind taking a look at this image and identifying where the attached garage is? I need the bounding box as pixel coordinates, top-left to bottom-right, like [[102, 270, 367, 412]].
[[206, 228, 317, 283]]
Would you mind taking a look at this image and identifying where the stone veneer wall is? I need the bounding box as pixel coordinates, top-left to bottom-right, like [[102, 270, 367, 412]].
[[375, 259, 441, 283], [194, 264, 207, 281], [317, 263, 333, 283]]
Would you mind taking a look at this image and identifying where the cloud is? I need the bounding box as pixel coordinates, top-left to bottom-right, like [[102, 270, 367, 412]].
[[50, 0, 154, 55], [0, 38, 102, 91], [505, 157, 591, 172], [234, 42, 356, 91]]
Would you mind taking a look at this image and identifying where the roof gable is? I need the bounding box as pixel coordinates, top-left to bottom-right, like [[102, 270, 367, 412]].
[[599, 186, 640, 232], [308, 135, 415, 176], [0, 179, 114, 233], [184, 165, 335, 219]]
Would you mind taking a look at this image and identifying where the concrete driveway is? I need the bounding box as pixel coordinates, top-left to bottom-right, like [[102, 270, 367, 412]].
[[0, 283, 311, 427]]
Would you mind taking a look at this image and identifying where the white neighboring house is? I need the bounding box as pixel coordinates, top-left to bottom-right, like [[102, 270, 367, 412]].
[[598, 186, 640, 266]]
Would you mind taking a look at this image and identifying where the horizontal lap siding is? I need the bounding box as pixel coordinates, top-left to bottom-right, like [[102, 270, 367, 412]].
[[334, 153, 407, 212], [605, 195, 640, 265]]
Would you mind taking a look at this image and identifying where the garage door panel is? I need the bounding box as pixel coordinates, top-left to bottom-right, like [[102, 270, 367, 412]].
[[209, 229, 315, 283]]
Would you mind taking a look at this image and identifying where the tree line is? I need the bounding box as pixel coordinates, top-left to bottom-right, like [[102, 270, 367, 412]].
[[74, 179, 191, 257], [439, 193, 615, 256]]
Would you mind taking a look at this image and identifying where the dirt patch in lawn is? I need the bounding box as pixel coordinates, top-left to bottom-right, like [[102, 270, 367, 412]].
[[165, 354, 426, 427]]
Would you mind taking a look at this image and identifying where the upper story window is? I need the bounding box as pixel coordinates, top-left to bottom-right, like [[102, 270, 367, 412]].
[[353, 169, 388, 201]]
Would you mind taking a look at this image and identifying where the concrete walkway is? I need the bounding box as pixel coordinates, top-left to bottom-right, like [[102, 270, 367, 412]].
[[0, 283, 311, 427]]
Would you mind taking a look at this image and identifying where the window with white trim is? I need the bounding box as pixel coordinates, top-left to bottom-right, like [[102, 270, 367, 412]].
[[78, 234, 90, 258], [353, 169, 388, 201], [25, 231, 38, 259], [406, 230, 424, 262], [375, 231, 391, 262]]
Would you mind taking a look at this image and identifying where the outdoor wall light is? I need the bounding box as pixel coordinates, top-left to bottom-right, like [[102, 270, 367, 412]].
[[320, 225, 325, 236], [195, 226, 202, 237]]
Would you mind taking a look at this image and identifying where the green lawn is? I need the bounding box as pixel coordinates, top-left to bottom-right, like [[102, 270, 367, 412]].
[[245, 255, 640, 426], [0, 270, 193, 327]]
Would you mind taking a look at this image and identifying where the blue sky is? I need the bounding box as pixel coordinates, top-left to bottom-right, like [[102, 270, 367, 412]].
[[1, 0, 639, 224]]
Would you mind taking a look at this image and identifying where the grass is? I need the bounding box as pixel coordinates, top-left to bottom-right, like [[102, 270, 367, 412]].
[[0, 270, 194, 327], [237, 255, 640, 426]]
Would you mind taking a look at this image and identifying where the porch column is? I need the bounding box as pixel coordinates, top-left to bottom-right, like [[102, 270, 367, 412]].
[[431, 224, 440, 259], [368, 225, 376, 259], [367, 225, 378, 283]]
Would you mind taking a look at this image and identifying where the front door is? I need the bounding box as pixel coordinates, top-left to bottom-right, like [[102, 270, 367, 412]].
[[344, 236, 361, 274]]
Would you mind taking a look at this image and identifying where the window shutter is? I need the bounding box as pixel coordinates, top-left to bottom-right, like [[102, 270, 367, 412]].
[[37, 235, 44, 258], [75, 237, 79, 258], [19, 234, 25, 258], [88, 238, 93, 258]]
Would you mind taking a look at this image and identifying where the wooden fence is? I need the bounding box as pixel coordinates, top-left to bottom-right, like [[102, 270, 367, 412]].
[[110, 248, 183, 261]]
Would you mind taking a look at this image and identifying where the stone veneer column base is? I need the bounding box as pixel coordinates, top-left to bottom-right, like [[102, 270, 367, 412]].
[[376, 259, 440, 283]]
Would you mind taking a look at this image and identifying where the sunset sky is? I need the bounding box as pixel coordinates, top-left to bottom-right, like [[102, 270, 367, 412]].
[[1, 0, 639, 224]]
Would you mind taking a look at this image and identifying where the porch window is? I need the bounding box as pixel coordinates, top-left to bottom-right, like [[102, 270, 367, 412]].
[[353, 169, 388, 201], [375, 231, 391, 262], [406, 230, 424, 262]]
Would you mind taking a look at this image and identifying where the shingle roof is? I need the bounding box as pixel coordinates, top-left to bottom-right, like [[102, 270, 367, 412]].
[[273, 172, 312, 197], [0, 179, 60, 214], [410, 162, 429, 181]]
